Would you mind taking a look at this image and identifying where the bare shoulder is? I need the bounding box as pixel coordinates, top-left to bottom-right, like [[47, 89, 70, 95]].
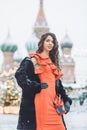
[[31, 57, 41, 69], [31, 57, 38, 66]]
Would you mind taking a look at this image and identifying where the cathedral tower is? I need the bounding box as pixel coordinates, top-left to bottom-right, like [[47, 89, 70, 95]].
[[60, 33, 76, 84], [0, 31, 17, 70], [33, 0, 49, 39]]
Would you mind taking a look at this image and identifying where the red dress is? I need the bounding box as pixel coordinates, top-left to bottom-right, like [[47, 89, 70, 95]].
[[30, 53, 65, 130]]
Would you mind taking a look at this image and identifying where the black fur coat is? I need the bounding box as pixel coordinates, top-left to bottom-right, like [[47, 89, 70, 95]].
[[15, 57, 72, 130], [15, 57, 41, 130]]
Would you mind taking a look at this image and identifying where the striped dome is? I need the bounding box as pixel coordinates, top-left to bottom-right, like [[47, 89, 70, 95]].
[[0, 31, 17, 52]]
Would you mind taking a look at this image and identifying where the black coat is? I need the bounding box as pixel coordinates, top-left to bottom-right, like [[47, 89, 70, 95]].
[[15, 57, 41, 130], [56, 80, 72, 130], [15, 57, 72, 130]]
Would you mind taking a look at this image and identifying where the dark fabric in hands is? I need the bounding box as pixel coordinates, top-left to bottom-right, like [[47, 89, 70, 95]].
[[56, 79, 72, 105], [64, 101, 70, 112]]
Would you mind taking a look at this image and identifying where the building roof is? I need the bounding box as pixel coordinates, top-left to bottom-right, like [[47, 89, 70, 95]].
[[60, 33, 73, 49], [0, 31, 17, 52], [33, 0, 49, 38], [34, 0, 48, 28]]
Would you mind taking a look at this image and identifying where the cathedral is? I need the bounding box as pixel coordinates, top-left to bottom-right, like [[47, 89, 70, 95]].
[[0, 0, 76, 113], [26, 0, 76, 84]]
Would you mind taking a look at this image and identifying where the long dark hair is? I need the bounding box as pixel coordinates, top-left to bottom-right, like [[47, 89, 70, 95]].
[[36, 32, 60, 68]]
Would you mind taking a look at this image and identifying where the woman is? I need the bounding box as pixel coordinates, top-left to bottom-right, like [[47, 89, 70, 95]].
[[30, 32, 72, 130]]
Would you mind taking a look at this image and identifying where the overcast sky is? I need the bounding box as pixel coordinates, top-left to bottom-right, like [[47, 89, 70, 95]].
[[0, 0, 87, 84], [0, 0, 87, 48]]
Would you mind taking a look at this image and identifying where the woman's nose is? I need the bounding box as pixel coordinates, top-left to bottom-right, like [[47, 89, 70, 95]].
[[49, 41, 52, 44]]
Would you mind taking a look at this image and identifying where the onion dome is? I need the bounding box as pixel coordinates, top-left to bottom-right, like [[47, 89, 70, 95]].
[[60, 33, 73, 49], [26, 33, 39, 52], [0, 31, 17, 52]]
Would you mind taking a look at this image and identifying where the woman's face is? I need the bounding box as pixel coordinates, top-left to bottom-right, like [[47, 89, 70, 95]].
[[43, 35, 54, 52]]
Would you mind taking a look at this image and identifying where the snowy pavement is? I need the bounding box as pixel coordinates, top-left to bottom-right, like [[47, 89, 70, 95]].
[[0, 106, 87, 130]]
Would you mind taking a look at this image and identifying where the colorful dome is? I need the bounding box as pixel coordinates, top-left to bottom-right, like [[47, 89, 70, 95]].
[[0, 31, 17, 52], [26, 33, 39, 51], [60, 33, 73, 49]]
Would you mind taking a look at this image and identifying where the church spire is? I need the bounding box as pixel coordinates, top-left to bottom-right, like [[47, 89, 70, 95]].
[[33, 0, 49, 39], [40, 0, 43, 8]]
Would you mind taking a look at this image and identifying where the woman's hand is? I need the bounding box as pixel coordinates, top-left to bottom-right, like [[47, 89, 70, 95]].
[[41, 83, 48, 89], [29, 81, 48, 89]]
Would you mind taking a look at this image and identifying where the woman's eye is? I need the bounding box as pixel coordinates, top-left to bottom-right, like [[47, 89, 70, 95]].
[[46, 39, 50, 42], [46, 39, 53, 42]]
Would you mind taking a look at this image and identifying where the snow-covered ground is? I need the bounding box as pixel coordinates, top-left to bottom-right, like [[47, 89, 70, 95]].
[[0, 103, 87, 130], [64, 99, 87, 130]]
